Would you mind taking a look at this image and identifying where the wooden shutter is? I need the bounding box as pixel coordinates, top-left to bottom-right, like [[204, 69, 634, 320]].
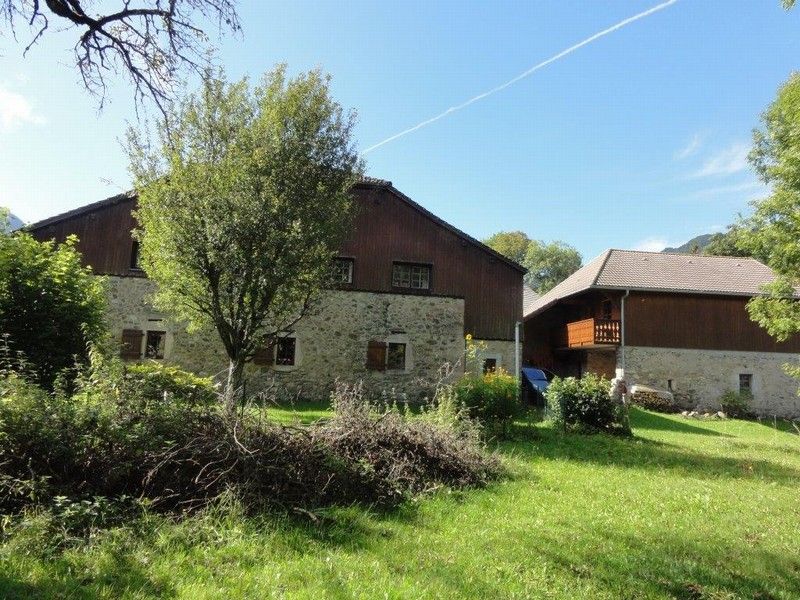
[[252, 340, 275, 366], [120, 329, 143, 360], [366, 341, 386, 371]]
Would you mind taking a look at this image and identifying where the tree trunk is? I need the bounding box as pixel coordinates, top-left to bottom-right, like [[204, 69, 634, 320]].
[[223, 357, 245, 417]]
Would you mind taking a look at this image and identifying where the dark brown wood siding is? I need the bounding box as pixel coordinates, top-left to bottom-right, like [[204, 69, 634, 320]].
[[625, 291, 800, 353], [30, 185, 523, 341], [30, 196, 141, 277], [343, 186, 522, 340]]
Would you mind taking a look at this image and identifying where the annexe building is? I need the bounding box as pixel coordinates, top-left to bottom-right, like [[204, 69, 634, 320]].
[[524, 249, 800, 418], [30, 178, 525, 400]]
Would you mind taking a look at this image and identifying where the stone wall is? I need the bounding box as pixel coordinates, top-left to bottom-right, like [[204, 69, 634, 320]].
[[623, 345, 800, 418], [105, 276, 465, 402], [469, 339, 520, 375]]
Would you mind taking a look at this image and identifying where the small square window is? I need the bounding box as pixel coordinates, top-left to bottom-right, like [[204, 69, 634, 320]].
[[333, 258, 353, 284], [145, 330, 166, 359], [483, 358, 498, 374], [387, 342, 406, 370], [276, 337, 296, 366], [392, 263, 430, 290], [739, 373, 753, 395]]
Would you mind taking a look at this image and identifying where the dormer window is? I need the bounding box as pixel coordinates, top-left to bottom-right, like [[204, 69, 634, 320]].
[[333, 257, 354, 284], [392, 262, 431, 291]]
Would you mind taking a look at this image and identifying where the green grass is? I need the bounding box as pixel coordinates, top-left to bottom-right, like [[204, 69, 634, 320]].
[[2, 408, 800, 599]]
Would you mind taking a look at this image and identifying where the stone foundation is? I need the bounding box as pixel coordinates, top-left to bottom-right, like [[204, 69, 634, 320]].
[[623, 346, 800, 418], [105, 276, 465, 401]]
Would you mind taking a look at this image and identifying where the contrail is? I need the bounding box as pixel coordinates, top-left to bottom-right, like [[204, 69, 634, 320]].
[[362, 0, 679, 154]]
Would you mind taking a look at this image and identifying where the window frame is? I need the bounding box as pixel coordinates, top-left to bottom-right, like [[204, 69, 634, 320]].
[[386, 342, 407, 371], [391, 261, 432, 293], [332, 257, 354, 285], [129, 240, 143, 271], [275, 336, 297, 367], [739, 373, 753, 395], [144, 330, 167, 360]]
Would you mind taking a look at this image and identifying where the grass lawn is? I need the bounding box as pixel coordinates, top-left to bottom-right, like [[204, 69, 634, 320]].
[[2, 408, 799, 599]]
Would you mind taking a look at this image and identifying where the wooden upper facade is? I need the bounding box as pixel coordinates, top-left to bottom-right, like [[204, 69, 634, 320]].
[[28, 180, 525, 341]]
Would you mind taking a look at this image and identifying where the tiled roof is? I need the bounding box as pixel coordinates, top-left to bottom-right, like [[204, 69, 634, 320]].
[[525, 249, 791, 318], [522, 285, 540, 316]]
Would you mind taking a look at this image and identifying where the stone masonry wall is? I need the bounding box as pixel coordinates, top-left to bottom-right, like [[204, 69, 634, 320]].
[[623, 345, 800, 418], [468, 339, 520, 376], [105, 276, 465, 402]]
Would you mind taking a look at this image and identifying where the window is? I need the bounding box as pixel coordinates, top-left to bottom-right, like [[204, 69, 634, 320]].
[[130, 241, 142, 270], [392, 263, 431, 290], [387, 342, 407, 370], [276, 337, 296, 366], [333, 258, 354, 284], [739, 373, 753, 395], [601, 299, 613, 320], [145, 330, 166, 359], [483, 358, 498, 374]]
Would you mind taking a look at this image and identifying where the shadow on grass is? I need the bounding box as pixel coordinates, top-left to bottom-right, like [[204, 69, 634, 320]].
[[498, 419, 800, 485], [0, 542, 175, 599], [529, 525, 800, 599], [631, 409, 733, 437]]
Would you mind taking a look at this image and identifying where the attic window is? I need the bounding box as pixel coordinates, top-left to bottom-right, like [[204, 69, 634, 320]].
[[392, 262, 431, 291]]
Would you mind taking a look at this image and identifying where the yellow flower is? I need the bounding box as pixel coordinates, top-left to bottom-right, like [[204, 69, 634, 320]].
[[465, 334, 473, 341]]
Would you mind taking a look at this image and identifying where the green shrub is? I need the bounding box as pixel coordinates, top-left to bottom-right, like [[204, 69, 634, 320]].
[[123, 362, 217, 405], [454, 369, 520, 435], [719, 390, 753, 418], [546, 374, 630, 435], [631, 391, 679, 414], [0, 232, 106, 389]]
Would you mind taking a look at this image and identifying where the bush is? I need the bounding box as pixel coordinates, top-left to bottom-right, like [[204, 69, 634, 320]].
[[719, 390, 753, 419], [0, 360, 501, 522], [453, 369, 520, 435], [546, 374, 631, 435], [0, 232, 106, 389], [123, 362, 217, 405], [631, 390, 679, 414]]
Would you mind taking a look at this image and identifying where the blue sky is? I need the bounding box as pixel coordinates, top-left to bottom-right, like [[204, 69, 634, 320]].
[[1, 0, 799, 260]]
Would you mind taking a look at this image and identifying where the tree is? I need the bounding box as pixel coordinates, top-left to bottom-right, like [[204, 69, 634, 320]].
[[483, 231, 531, 265], [0, 219, 106, 389], [1, 0, 239, 113], [126, 66, 363, 414], [524, 240, 582, 293], [703, 225, 760, 260], [738, 73, 800, 380]]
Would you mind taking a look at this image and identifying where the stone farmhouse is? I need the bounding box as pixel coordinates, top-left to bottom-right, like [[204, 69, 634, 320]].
[[29, 178, 526, 400], [524, 249, 800, 417]]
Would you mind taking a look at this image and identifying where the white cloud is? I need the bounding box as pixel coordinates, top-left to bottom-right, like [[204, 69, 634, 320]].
[[631, 237, 674, 252], [675, 132, 704, 160], [691, 179, 766, 198], [694, 142, 751, 177], [0, 86, 45, 131]]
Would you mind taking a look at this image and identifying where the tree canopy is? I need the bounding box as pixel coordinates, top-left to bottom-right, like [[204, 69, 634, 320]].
[[484, 231, 582, 293], [127, 66, 363, 412], [524, 240, 582, 293], [0, 222, 106, 388], [736, 73, 800, 379], [483, 231, 531, 266]]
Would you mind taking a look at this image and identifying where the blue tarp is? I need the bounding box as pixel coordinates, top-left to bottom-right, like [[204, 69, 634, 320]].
[[521, 367, 549, 392]]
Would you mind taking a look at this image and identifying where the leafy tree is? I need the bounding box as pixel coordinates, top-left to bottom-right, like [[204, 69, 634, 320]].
[[483, 231, 531, 265], [126, 66, 363, 414], [524, 240, 582, 293], [703, 225, 761, 260], [1, 0, 239, 113], [738, 73, 800, 378], [0, 220, 106, 388]]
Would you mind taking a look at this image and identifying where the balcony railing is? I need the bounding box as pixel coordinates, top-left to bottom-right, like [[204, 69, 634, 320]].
[[557, 318, 621, 348]]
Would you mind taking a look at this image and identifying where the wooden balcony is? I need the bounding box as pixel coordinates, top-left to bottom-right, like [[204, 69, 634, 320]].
[[557, 318, 621, 349]]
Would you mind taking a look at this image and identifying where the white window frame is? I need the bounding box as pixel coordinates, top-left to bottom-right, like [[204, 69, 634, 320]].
[[333, 257, 354, 284]]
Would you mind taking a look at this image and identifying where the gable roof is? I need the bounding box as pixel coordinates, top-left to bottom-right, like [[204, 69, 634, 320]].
[[522, 285, 540, 316], [28, 178, 527, 274], [525, 249, 791, 318]]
